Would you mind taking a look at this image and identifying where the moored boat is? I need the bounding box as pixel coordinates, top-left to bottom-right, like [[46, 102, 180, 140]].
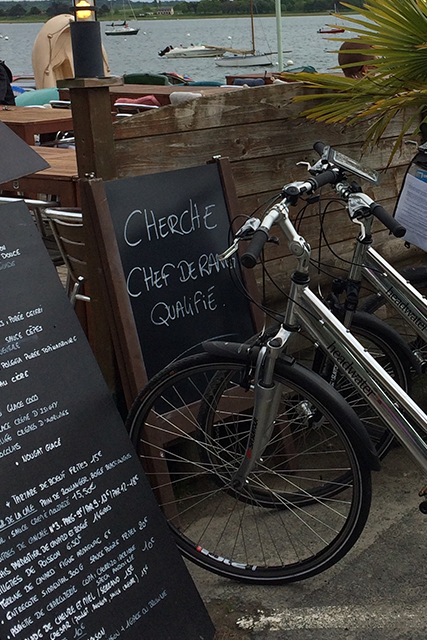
[[215, 51, 273, 67], [105, 21, 139, 36], [317, 26, 345, 34], [105, 0, 139, 36], [158, 44, 226, 58], [215, 0, 274, 68]]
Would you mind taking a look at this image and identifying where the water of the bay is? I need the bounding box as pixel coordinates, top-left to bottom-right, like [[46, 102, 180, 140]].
[[0, 15, 348, 81]]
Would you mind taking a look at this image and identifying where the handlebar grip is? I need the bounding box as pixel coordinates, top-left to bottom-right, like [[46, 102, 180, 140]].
[[310, 169, 338, 190], [241, 227, 270, 269], [313, 141, 326, 156], [370, 203, 406, 238]]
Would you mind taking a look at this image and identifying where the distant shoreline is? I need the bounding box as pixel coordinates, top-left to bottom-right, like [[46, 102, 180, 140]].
[[0, 11, 351, 24]]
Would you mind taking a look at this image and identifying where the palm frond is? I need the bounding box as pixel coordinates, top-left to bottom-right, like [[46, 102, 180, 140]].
[[280, 0, 427, 158]]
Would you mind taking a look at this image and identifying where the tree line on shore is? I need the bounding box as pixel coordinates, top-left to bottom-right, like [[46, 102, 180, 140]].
[[0, 0, 363, 19]]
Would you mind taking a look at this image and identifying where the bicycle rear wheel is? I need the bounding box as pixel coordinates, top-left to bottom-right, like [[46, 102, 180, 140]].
[[361, 265, 427, 368], [127, 352, 372, 584], [286, 312, 412, 459]]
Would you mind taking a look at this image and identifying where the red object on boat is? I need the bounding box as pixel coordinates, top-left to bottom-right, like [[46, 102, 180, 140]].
[[317, 27, 345, 33]]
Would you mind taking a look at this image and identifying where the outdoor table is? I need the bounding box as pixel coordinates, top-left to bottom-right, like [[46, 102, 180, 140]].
[[0, 146, 79, 207], [0, 106, 74, 145]]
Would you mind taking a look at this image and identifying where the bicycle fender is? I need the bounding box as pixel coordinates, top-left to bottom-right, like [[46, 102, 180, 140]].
[[354, 311, 421, 375], [202, 340, 295, 364], [202, 340, 260, 362], [343, 413, 381, 472]]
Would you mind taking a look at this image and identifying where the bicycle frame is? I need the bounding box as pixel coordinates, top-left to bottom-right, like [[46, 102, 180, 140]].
[[329, 199, 427, 367], [363, 248, 427, 356], [254, 202, 427, 478]]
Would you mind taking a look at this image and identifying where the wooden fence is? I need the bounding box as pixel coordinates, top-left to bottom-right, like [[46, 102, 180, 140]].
[[112, 81, 423, 308]]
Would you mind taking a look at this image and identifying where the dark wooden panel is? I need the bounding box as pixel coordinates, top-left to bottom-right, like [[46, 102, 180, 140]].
[[109, 81, 421, 312]]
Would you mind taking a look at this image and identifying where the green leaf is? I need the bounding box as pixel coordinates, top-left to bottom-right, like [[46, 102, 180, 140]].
[[279, 0, 427, 161]]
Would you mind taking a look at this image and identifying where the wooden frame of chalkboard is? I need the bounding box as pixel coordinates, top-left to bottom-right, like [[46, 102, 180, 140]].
[[81, 157, 263, 410], [80, 158, 263, 515]]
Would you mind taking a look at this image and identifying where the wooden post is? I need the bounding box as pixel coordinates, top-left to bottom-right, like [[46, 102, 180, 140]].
[[57, 77, 122, 179], [57, 77, 124, 400]]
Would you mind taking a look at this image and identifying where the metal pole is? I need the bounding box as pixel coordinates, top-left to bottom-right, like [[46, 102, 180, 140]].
[[275, 0, 284, 71]]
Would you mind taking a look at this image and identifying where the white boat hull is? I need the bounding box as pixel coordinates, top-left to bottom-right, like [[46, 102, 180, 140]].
[[162, 45, 224, 58], [216, 53, 273, 67], [105, 27, 139, 35]]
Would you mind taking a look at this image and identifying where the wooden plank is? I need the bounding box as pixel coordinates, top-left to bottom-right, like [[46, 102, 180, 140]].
[[113, 83, 416, 140], [70, 86, 117, 180], [114, 119, 414, 179], [67, 83, 118, 395], [231, 145, 413, 202], [114, 125, 415, 196], [109, 80, 422, 317]]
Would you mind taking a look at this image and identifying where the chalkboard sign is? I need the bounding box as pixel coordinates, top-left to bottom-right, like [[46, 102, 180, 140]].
[[104, 162, 256, 379], [0, 201, 214, 640], [0, 121, 50, 184]]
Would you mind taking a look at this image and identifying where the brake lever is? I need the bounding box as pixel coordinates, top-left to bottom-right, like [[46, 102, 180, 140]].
[[219, 241, 240, 261], [218, 217, 262, 262]]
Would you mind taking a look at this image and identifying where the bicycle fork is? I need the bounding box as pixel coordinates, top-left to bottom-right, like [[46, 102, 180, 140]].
[[231, 326, 290, 491]]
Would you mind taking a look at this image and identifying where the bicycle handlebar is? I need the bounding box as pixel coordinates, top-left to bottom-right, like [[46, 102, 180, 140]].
[[240, 169, 339, 269], [309, 169, 338, 190], [370, 202, 406, 238], [237, 142, 405, 270], [313, 141, 326, 156], [241, 227, 270, 269]]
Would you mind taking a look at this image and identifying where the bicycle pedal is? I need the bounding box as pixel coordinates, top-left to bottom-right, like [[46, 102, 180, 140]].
[[418, 484, 427, 498], [419, 501, 427, 515]]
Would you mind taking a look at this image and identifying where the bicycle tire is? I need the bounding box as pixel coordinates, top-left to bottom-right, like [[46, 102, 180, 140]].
[[199, 312, 410, 503], [360, 265, 427, 368], [321, 313, 412, 458], [127, 352, 372, 584], [283, 312, 412, 459]]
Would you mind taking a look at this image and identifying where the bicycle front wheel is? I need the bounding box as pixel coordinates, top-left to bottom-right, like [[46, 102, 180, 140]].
[[127, 352, 372, 584]]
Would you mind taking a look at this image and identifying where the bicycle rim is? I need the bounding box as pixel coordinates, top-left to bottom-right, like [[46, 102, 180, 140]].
[[288, 316, 412, 459], [127, 353, 371, 584], [361, 270, 427, 369]]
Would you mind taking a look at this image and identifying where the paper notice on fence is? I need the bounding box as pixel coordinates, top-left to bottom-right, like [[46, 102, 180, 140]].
[[394, 171, 427, 251]]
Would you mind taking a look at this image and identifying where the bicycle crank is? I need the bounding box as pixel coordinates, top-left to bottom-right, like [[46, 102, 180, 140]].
[[418, 484, 427, 513]]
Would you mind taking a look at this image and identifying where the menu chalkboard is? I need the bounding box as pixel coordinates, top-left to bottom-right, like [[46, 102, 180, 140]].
[[0, 201, 214, 640], [104, 163, 256, 379], [0, 121, 50, 184]]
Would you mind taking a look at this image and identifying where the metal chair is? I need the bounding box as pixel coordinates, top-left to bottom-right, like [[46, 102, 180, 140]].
[[44, 208, 89, 306]]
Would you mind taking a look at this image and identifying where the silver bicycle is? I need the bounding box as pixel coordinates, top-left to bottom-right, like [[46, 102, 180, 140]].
[[352, 137, 427, 366], [126, 143, 427, 585]]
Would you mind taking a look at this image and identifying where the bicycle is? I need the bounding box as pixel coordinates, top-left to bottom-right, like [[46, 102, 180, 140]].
[[126, 142, 427, 585], [358, 139, 427, 368], [253, 147, 418, 459]]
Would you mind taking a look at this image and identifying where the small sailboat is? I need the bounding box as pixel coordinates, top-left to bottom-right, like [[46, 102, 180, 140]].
[[105, 1, 139, 36], [317, 4, 345, 34], [159, 44, 227, 58], [317, 26, 345, 34], [105, 21, 139, 36], [215, 0, 273, 68]]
